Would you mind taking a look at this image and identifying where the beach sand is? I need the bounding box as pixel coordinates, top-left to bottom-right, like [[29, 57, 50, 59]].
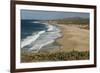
[[56, 24, 89, 52]]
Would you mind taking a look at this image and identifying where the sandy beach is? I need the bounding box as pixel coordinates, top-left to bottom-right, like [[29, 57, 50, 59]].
[[56, 24, 89, 52]]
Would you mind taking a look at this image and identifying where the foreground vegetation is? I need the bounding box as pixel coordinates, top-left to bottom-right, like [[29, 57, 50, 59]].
[[21, 51, 89, 62]]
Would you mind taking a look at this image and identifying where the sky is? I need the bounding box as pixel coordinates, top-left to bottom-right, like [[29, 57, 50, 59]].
[[21, 9, 89, 20]]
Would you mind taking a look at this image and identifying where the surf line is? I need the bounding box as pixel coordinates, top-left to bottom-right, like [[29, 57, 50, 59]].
[[21, 23, 62, 52]]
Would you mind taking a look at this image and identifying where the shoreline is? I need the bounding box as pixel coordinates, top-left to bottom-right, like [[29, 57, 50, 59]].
[[21, 23, 89, 62], [21, 21, 89, 53], [21, 22, 62, 52]]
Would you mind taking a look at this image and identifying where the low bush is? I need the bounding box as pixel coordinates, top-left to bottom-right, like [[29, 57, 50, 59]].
[[21, 50, 89, 62]]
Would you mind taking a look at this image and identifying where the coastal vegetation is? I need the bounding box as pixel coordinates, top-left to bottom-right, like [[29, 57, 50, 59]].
[[41, 17, 89, 25], [21, 50, 89, 62], [56, 17, 89, 24]]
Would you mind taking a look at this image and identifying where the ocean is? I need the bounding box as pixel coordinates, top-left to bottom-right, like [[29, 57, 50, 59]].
[[21, 20, 62, 52], [21, 20, 47, 39]]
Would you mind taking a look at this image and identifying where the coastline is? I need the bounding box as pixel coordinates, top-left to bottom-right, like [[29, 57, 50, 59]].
[[21, 21, 89, 53], [21, 23, 89, 62], [21, 22, 62, 52]]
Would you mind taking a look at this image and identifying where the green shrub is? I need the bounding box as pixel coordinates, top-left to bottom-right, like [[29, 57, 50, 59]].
[[21, 51, 89, 63]]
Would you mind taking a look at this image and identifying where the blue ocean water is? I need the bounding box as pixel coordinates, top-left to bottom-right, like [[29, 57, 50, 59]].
[[21, 20, 62, 52], [21, 20, 47, 39]]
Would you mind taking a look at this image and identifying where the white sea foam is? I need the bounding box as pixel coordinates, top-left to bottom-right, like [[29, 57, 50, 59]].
[[21, 23, 62, 52], [46, 24, 54, 31], [21, 30, 45, 48], [32, 21, 40, 23], [29, 40, 55, 52]]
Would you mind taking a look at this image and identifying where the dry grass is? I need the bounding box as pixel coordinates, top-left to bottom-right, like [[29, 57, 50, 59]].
[[21, 51, 89, 62]]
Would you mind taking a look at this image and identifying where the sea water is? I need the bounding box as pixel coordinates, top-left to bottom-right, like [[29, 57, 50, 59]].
[[21, 20, 62, 52]]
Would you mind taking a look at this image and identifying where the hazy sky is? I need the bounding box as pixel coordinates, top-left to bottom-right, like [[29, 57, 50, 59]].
[[21, 10, 89, 20]]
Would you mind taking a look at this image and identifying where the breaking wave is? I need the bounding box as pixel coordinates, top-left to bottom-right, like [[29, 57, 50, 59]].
[[21, 23, 62, 52]]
